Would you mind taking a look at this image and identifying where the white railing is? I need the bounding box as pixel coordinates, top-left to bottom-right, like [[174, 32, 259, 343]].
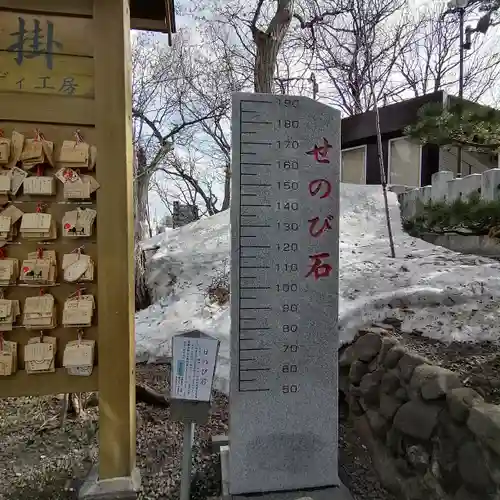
[[399, 168, 500, 220]]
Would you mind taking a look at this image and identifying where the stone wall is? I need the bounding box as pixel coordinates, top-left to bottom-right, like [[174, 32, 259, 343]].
[[398, 168, 500, 221], [340, 327, 500, 500]]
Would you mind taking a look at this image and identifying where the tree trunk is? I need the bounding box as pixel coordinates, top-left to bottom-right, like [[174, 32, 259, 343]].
[[221, 163, 231, 212], [134, 147, 152, 311], [252, 0, 295, 93], [372, 96, 396, 258]]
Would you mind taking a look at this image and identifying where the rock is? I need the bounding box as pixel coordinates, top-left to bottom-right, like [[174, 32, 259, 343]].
[[395, 388, 408, 401], [458, 441, 494, 492], [435, 437, 460, 492], [372, 322, 395, 332], [439, 410, 472, 447], [393, 400, 442, 440], [358, 326, 390, 336], [380, 370, 400, 394], [410, 364, 462, 400], [348, 394, 364, 416], [467, 403, 500, 456], [454, 486, 483, 500], [366, 410, 388, 437], [447, 387, 484, 423], [349, 360, 368, 384], [398, 352, 429, 382], [384, 346, 406, 369], [353, 331, 383, 362], [383, 317, 402, 327], [377, 336, 399, 365], [367, 358, 379, 373], [339, 345, 356, 367], [379, 393, 403, 420], [359, 370, 383, 406], [386, 427, 403, 456], [406, 444, 430, 473]]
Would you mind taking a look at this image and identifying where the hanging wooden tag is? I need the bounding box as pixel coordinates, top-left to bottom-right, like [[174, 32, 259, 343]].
[[1, 204, 23, 225], [63, 209, 95, 238], [25, 336, 56, 374], [82, 175, 100, 194], [0, 299, 20, 331], [55, 167, 81, 184], [11, 167, 27, 195], [63, 295, 94, 327], [62, 253, 92, 282], [7, 131, 24, 169], [0, 340, 17, 376], [23, 294, 56, 329], [0, 171, 11, 195], [23, 176, 56, 196], [63, 339, 95, 376], [58, 140, 90, 165], [0, 215, 11, 239], [20, 213, 51, 233], [21, 259, 51, 283], [63, 180, 91, 200], [20, 139, 43, 163], [0, 258, 17, 285], [0, 138, 11, 165]]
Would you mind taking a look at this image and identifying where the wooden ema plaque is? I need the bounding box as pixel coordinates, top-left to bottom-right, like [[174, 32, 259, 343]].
[[0, 0, 137, 482]]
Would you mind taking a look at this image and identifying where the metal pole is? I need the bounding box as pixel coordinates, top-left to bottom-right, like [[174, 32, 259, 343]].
[[180, 422, 195, 500], [457, 6, 465, 178]]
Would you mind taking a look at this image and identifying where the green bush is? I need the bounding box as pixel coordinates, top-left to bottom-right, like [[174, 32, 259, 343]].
[[403, 192, 500, 238]]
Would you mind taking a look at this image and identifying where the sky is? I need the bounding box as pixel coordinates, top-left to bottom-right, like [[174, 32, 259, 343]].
[[139, 0, 499, 230]]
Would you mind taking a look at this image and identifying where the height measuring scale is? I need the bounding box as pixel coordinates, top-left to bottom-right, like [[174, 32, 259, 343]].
[[230, 93, 341, 495]]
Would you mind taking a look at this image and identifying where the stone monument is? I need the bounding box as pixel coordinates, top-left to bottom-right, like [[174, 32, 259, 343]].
[[229, 93, 349, 499]]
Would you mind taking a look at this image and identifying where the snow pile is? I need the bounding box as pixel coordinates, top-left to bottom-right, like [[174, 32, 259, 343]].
[[136, 184, 500, 392]]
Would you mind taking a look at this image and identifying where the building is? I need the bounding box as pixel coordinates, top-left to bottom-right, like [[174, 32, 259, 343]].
[[340, 91, 498, 187]]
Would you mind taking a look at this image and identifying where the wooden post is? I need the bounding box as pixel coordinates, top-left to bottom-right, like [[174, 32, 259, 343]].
[[94, 0, 136, 481]]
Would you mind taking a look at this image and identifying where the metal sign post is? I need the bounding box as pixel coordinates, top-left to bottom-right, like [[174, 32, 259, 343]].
[[229, 93, 341, 495], [170, 330, 220, 500]]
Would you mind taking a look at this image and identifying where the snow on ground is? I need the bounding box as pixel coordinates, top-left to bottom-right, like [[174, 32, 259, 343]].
[[136, 184, 500, 393]]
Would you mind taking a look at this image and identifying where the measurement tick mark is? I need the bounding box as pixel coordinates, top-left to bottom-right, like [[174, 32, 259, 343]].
[[240, 245, 270, 248], [240, 225, 271, 228], [241, 162, 272, 166], [241, 286, 271, 290], [241, 183, 271, 187], [240, 378, 257, 382], [241, 327, 271, 331], [241, 99, 273, 103], [241, 120, 272, 124], [240, 307, 271, 310], [241, 204, 271, 207], [240, 347, 271, 351], [241, 368, 271, 372], [241, 173, 258, 176], [241, 193, 258, 197], [239, 388, 271, 392]]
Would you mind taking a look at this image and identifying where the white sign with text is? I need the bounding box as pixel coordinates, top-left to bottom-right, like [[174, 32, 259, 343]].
[[171, 335, 219, 402]]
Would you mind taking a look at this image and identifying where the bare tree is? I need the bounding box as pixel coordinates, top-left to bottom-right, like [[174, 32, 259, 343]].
[[395, 3, 500, 102], [310, 0, 419, 116], [132, 32, 226, 308]]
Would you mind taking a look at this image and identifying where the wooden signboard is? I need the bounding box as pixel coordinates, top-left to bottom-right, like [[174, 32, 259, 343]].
[[0, 0, 136, 483]]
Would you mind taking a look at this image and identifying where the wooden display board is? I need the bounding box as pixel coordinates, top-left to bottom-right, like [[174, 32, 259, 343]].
[[0, 0, 136, 482]]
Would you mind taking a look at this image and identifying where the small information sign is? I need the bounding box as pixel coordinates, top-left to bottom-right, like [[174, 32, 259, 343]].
[[171, 331, 219, 402]]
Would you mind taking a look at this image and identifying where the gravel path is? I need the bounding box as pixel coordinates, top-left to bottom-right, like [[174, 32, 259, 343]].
[[0, 363, 394, 500]]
